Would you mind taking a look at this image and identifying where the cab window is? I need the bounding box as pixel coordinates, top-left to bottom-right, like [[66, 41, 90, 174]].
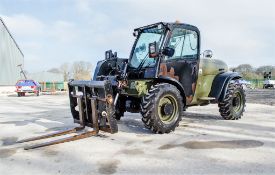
[[166, 28, 198, 60]]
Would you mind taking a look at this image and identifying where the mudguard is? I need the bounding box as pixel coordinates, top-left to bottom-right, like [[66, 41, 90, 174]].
[[209, 72, 242, 102]]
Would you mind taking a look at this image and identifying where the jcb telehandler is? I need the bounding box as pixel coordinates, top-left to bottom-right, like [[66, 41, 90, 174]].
[[18, 22, 246, 149]]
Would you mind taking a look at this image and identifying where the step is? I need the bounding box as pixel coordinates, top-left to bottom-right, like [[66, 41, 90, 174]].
[[199, 97, 216, 101]]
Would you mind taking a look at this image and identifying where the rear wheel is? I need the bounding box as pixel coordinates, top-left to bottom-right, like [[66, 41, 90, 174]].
[[141, 83, 183, 133], [218, 81, 246, 120], [17, 92, 21, 97]]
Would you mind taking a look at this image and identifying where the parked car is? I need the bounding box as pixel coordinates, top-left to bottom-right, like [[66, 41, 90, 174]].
[[263, 79, 275, 89], [15, 80, 41, 97]]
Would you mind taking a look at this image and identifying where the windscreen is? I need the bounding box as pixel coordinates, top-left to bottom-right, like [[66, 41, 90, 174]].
[[16, 80, 36, 86], [129, 26, 165, 69]]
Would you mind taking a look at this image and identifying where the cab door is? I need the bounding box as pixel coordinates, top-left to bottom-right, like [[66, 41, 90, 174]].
[[158, 27, 200, 104]]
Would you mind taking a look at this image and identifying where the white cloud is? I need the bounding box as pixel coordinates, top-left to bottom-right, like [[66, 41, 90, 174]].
[[50, 20, 79, 43], [2, 0, 275, 72], [75, 0, 94, 14], [71, 0, 275, 67], [1, 14, 45, 37], [1, 13, 84, 71], [1, 14, 80, 43], [112, 0, 275, 66]]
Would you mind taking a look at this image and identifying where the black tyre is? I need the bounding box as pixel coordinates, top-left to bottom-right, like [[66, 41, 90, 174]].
[[36, 91, 40, 96], [114, 111, 124, 120], [108, 114, 118, 134], [114, 98, 126, 120], [17, 92, 21, 97], [218, 81, 246, 120], [141, 83, 184, 134]]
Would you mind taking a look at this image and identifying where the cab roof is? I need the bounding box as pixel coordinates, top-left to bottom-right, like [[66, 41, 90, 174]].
[[134, 22, 200, 33]]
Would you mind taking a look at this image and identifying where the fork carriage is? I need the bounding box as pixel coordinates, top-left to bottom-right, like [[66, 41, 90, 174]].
[[17, 80, 118, 150]]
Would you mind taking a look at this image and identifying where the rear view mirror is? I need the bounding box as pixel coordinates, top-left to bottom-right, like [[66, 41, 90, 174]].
[[149, 42, 159, 58], [162, 47, 175, 57]]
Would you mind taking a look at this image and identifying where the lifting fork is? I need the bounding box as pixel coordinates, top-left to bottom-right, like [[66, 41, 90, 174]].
[[17, 88, 117, 150]]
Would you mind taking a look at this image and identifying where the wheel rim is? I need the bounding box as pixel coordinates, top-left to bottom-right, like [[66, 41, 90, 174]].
[[158, 94, 178, 124], [232, 91, 243, 114]]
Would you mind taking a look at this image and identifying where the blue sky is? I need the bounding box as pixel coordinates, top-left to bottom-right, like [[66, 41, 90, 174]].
[[1, 0, 274, 72]]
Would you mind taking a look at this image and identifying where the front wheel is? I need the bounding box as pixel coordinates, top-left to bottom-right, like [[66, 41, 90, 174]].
[[218, 80, 246, 120], [141, 83, 184, 134], [114, 98, 126, 120], [114, 111, 124, 120]]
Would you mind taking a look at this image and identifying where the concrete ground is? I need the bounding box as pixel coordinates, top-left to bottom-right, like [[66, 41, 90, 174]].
[[0, 91, 275, 175]]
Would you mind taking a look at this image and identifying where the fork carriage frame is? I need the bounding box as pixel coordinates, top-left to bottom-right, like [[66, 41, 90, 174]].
[[17, 80, 118, 150], [68, 80, 117, 131]]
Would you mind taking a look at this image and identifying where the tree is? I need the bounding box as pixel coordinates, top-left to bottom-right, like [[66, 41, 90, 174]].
[[234, 64, 253, 73], [242, 72, 261, 80], [256, 65, 275, 75], [232, 64, 256, 80], [60, 63, 70, 81], [230, 64, 275, 80], [71, 61, 93, 80], [47, 68, 61, 73]]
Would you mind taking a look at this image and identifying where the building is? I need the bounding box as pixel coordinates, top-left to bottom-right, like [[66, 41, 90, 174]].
[[0, 17, 24, 86], [27, 71, 65, 91], [28, 71, 64, 82]]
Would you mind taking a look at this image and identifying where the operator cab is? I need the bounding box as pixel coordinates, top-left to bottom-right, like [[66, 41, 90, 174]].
[[127, 22, 201, 81], [127, 22, 201, 103]]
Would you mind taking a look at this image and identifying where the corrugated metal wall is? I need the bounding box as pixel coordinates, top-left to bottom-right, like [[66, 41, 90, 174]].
[[0, 18, 24, 85]]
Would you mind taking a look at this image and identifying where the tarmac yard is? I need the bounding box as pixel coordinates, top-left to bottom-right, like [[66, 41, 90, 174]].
[[0, 90, 275, 175]]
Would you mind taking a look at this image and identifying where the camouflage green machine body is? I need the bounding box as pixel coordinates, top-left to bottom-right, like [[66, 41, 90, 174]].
[[191, 58, 228, 105], [110, 58, 229, 105], [18, 22, 246, 150], [92, 22, 246, 133]]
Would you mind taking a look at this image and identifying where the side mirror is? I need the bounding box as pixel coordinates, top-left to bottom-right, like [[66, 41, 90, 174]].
[[162, 47, 175, 57], [148, 42, 159, 58], [203, 50, 213, 58]]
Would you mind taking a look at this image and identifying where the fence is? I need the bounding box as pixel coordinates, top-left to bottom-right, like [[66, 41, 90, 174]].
[[248, 79, 264, 89], [39, 82, 68, 92]]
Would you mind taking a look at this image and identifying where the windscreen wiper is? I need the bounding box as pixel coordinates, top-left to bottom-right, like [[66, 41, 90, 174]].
[[136, 53, 149, 71]]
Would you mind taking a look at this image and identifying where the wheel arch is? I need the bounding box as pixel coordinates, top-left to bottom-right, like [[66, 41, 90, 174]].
[[209, 72, 242, 102], [153, 76, 186, 106]]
